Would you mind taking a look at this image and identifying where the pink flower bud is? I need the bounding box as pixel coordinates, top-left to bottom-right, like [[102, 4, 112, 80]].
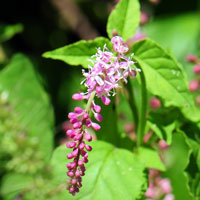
[[74, 107, 83, 113], [82, 157, 88, 163], [94, 113, 103, 122], [85, 133, 92, 141], [193, 65, 200, 74], [73, 122, 82, 129], [75, 170, 81, 177], [67, 142, 77, 148], [66, 129, 76, 138], [71, 179, 77, 185], [81, 151, 88, 158], [92, 122, 101, 131], [72, 93, 84, 101], [79, 142, 85, 150], [101, 96, 111, 105], [67, 162, 76, 170], [83, 113, 89, 119], [186, 54, 197, 63], [68, 112, 78, 119], [74, 134, 82, 141], [72, 148, 79, 157], [86, 119, 92, 128], [189, 80, 199, 92], [70, 118, 79, 124], [69, 186, 75, 193], [78, 160, 84, 166], [140, 12, 149, 25], [159, 178, 172, 194], [158, 140, 168, 149], [67, 171, 74, 177], [85, 144, 92, 151], [67, 153, 74, 159], [163, 194, 174, 200], [150, 97, 161, 109], [94, 105, 101, 113]]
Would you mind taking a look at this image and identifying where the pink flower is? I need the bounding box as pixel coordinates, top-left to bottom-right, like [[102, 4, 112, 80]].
[[66, 36, 140, 195]]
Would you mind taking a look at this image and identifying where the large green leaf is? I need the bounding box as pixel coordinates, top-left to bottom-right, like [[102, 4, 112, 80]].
[[0, 54, 54, 159], [107, 0, 140, 40], [163, 131, 193, 200], [132, 38, 200, 122], [142, 13, 200, 60], [50, 141, 147, 200], [137, 147, 166, 171], [43, 37, 112, 68], [0, 24, 23, 43]]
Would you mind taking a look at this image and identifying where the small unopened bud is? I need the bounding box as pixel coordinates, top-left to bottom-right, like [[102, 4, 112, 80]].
[[72, 93, 84, 101], [189, 80, 199, 92], [140, 12, 149, 25], [101, 96, 111, 105], [92, 122, 101, 131], [85, 144, 92, 151], [150, 97, 161, 109], [193, 65, 200, 74], [67, 171, 74, 177], [74, 107, 83, 113], [158, 140, 168, 149], [94, 113, 103, 122], [85, 133, 92, 141], [94, 105, 101, 113], [186, 54, 197, 63]]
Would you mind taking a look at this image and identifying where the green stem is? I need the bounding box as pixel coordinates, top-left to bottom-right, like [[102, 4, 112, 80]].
[[125, 77, 139, 132], [86, 91, 96, 112], [136, 65, 147, 147]]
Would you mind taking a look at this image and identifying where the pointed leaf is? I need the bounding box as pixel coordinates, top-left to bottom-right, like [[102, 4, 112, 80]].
[[107, 0, 140, 40], [43, 37, 112, 68], [132, 38, 200, 122]]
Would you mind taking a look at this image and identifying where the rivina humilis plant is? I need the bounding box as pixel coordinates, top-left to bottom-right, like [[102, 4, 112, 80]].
[[42, 0, 200, 199]]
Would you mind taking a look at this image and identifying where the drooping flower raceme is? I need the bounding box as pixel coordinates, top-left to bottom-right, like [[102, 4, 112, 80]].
[[66, 36, 140, 195]]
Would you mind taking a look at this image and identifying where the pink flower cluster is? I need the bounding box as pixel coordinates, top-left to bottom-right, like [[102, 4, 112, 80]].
[[66, 36, 139, 195], [186, 54, 200, 105], [145, 169, 174, 200]]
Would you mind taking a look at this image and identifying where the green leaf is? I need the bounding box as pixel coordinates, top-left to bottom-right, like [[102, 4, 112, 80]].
[[50, 141, 147, 200], [0, 173, 33, 199], [132, 38, 200, 122], [137, 147, 166, 171], [0, 24, 23, 43], [142, 13, 200, 60], [107, 0, 140, 40], [0, 54, 54, 159], [163, 131, 193, 199], [43, 37, 112, 68]]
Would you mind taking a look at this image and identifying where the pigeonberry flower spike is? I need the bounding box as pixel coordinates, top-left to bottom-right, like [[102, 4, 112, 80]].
[[66, 36, 140, 195]]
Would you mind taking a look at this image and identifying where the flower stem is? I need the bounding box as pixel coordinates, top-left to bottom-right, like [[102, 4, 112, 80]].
[[136, 64, 147, 147], [125, 77, 139, 132], [86, 91, 96, 112]]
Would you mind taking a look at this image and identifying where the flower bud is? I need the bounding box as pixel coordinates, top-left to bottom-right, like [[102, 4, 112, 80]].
[[101, 96, 111, 105], [193, 65, 200, 74], [92, 122, 101, 131], [149, 97, 161, 109], [72, 93, 84, 101], [189, 80, 199, 92], [186, 54, 197, 63]]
